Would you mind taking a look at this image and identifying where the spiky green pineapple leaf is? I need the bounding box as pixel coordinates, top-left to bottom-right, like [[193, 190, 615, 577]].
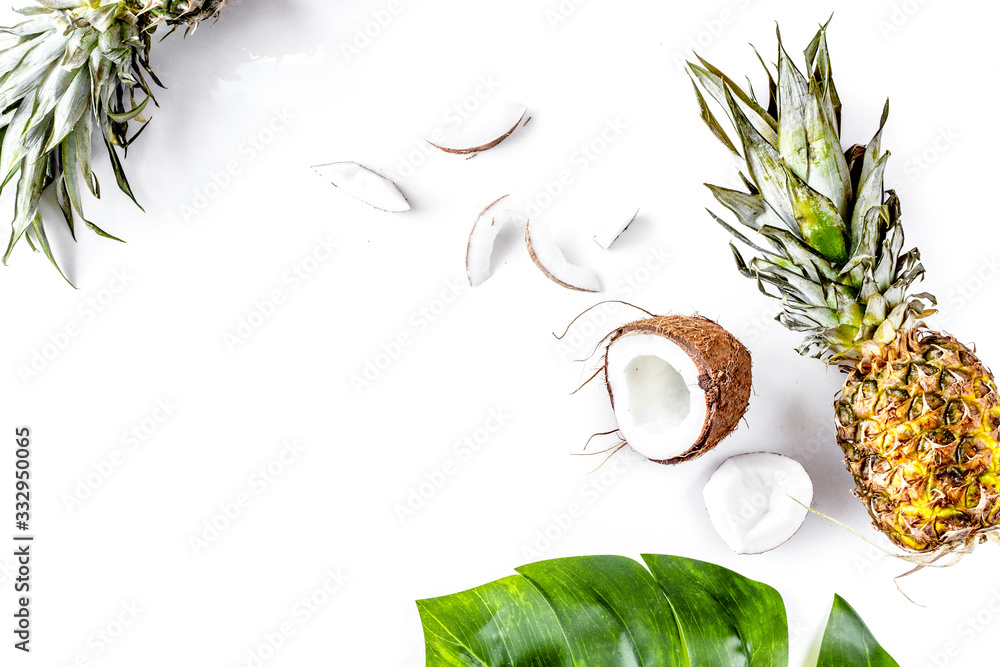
[[30, 212, 72, 284], [689, 21, 933, 363], [850, 155, 890, 261], [803, 16, 842, 132], [725, 84, 848, 261], [688, 59, 778, 147], [0, 0, 227, 282], [776, 28, 851, 219], [776, 37, 811, 180], [689, 74, 740, 157], [858, 100, 890, 193], [705, 208, 773, 257], [707, 184, 770, 231], [757, 224, 839, 282], [750, 44, 778, 118]]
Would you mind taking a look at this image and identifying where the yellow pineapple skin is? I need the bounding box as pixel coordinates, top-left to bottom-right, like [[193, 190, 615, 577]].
[[835, 328, 1000, 553]]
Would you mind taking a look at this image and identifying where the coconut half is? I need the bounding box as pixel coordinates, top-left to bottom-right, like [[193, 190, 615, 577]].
[[428, 103, 527, 155], [604, 316, 750, 463], [466, 195, 517, 287], [312, 162, 410, 212], [525, 220, 601, 293], [703, 452, 813, 554], [594, 209, 639, 250]]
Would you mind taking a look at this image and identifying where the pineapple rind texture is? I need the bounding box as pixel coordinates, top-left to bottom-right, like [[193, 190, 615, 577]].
[[690, 23, 1000, 556], [836, 330, 1000, 553]]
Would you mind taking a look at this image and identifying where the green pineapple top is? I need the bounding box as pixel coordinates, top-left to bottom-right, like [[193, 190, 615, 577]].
[[0, 0, 226, 281], [689, 20, 935, 365], [133, 0, 229, 27]]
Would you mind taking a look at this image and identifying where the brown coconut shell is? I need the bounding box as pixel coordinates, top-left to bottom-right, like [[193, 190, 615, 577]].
[[524, 221, 600, 293], [605, 315, 752, 464], [427, 109, 526, 155]]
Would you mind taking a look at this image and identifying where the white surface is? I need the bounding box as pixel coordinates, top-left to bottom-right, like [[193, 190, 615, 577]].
[[2, 1, 999, 665], [605, 332, 707, 461], [703, 452, 814, 555]]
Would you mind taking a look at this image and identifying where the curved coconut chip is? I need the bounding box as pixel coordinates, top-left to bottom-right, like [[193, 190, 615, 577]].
[[466, 194, 517, 287], [525, 220, 601, 293], [594, 209, 639, 250], [428, 104, 527, 155], [312, 162, 410, 212]]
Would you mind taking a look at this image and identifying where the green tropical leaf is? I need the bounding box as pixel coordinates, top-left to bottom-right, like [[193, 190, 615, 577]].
[[417, 555, 900, 667], [418, 555, 787, 667], [642, 554, 788, 667], [418, 573, 573, 666], [817, 595, 899, 667]]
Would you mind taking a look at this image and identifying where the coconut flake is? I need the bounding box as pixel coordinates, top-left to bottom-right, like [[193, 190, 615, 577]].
[[466, 195, 516, 287], [428, 103, 527, 155], [605, 332, 708, 460], [312, 162, 410, 212], [594, 209, 639, 250], [525, 220, 601, 292], [703, 452, 813, 555]]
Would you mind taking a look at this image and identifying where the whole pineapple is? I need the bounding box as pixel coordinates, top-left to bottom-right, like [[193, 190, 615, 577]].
[[0, 0, 228, 280], [689, 22, 1000, 557]]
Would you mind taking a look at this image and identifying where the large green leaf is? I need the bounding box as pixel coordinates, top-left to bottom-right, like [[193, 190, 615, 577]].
[[418, 555, 787, 667], [417, 555, 899, 667], [517, 556, 685, 666], [817, 595, 900, 667], [418, 574, 573, 666], [642, 554, 787, 667]]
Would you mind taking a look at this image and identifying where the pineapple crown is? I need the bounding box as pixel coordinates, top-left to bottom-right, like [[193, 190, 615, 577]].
[[132, 0, 229, 29], [0, 0, 225, 282], [689, 20, 935, 366]]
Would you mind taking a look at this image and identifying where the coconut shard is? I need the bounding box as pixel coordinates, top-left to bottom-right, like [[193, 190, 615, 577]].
[[312, 162, 410, 212], [428, 104, 527, 155], [602, 315, 751, 464]]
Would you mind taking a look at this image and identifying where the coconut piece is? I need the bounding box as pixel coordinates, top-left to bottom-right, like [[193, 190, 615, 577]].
[[703, 452, 813, 554], [312, 162, 410, 212], [466, 195, 515, 287], [428, 103, 527, 155], [604, 315, 750, 463], [525, 220, 601, 293], [594, 209, 639, 250]]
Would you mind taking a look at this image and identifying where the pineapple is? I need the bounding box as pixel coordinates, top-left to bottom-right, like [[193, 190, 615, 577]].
[[0, 0, 228, 280], [689, 22, 1000, 557]]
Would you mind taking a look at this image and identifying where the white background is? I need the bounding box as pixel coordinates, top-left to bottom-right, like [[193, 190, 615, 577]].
[[2, 0, 999, 665]]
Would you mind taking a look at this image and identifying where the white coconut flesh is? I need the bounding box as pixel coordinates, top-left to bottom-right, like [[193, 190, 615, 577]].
[[467, 195, 518, 287], [605, 333, 707, 460], [594, 209, 638, 250], [429, 103, 527, 154], [525, 221, 601, 292], [703, 453, 814, 555], [312, 162, 410, 212]]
